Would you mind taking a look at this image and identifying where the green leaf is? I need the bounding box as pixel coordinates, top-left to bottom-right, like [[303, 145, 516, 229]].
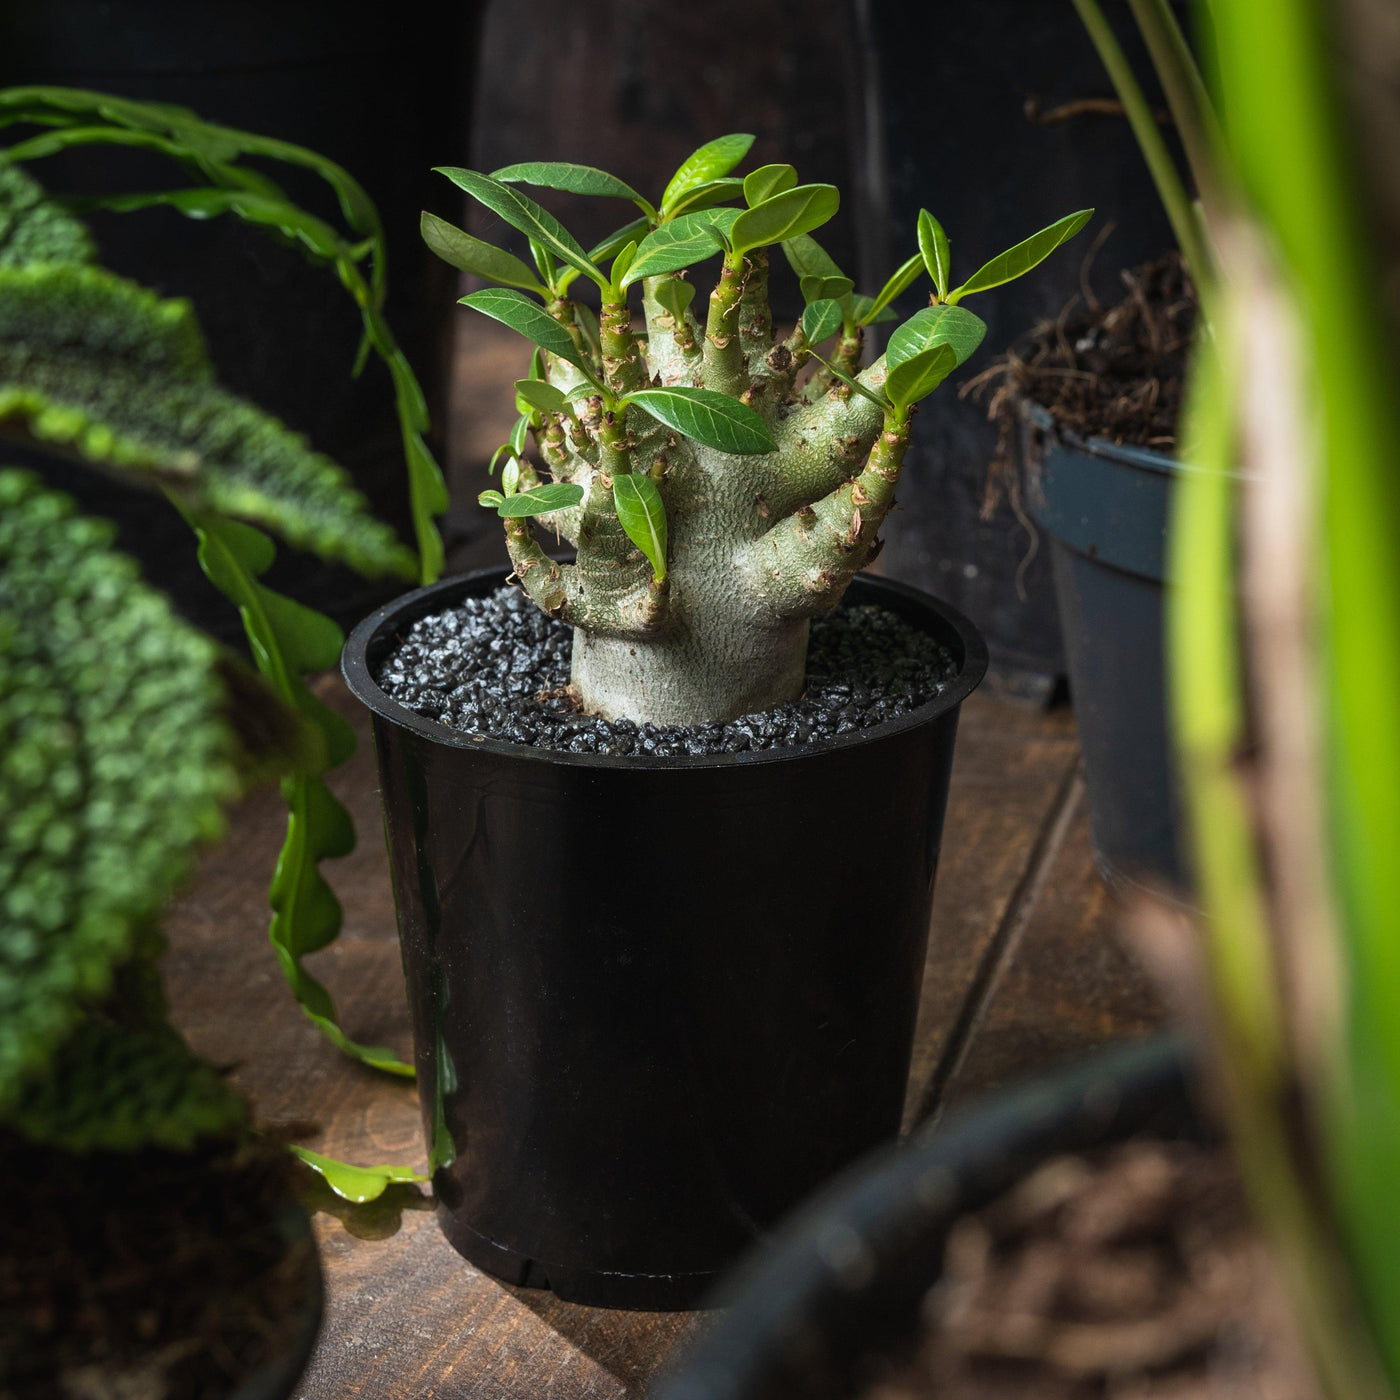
[[290, 1145, 426, 1204], [0, 263, 414, 578], [459, 287, 598, 381], [801, 298, 844, 346], [917, 209, 951, 301], [782, 232, 847, 284], [664, 177, 746, 219], [622, 209, 743, 285], [435, 167, 607, 289], [807, 351, 889, 409], [651, 276, 696, 321], [612, 472, 668, 581], [514, 378, 569, 413], [886, 304, 987, 370], [743, 163, 798, 207], [949, 209, 1093, 302], [420, 211, 545, 292], [0, 472, 235, 1107], [610, 239, 638, 290], [858, 253, 925, 326], [496, 482, 585, 517], [850, 293, 899, 325], [509, 413, 530, 455], [586, 215, 653, 265], [478, 488, 505, 508], [884, 342, 959, 411], [800, 273, 855, 305], [624, 386, 776, 455], [660, 134, 755, 214], [729, 184, 839, 257], [183, 509, 413, 1079], [490, 160, 653, 216]]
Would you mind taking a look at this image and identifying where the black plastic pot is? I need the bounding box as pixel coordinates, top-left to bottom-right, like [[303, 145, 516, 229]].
[[653, 1033, 1198, 1400], [1022, 403, 1188, 894], [342, 566, 988, 1310]]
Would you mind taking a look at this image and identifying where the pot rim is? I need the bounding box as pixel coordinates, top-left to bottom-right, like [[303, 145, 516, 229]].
[[341, 565, 988, 773]]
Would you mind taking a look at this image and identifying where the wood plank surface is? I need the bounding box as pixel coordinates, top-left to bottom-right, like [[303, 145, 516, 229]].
[[160, 678, 1150, 1398]]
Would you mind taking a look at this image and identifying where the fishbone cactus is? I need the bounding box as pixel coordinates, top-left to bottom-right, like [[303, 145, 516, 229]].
[[428, 136, 1090, 724]]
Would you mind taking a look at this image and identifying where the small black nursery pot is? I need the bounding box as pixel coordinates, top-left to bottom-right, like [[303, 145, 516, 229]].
[[343, 566, 987, 1310]]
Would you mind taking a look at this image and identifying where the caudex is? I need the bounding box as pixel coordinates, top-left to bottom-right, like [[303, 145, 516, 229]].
[[427, 135, 1090, 725]]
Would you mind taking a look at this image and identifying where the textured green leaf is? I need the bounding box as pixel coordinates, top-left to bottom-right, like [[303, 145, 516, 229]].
[[651, 276, 696, 321], [917, 209, 952, 301], [514, 378, 569, 413], [10, 1018, 245, 1152], [858, 253, 925, 326], [478, 488, 505, 508], [801, 298, 844, 346], [500, 456, 520, 495], [491, 160, 653, 216], [612, 472, 668, 581], [884, 343, 959, 411], [664, 177, 746, 219], [886, 304, 987, 370], [622, 209, 743, 285], [0, 160, 95, 267], [743, 163, 798, 207], [0, 263, 414, 577], [435, 167, 606, 288], [0, 471, 235, 1106], [184, 510, 413, 1078], [496, 482, 585, 517], [420, 211, 545, 292], [729, 184, 839, 256], [660, 134, 755, 214], [290, 1145, 426, 1203], [625, 386, 776, 455], [458, 287, 597, 380], [949, 209, 1093, 302]]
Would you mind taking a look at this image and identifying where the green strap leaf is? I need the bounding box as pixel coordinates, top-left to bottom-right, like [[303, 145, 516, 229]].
[[660, 134, 755, 214], [651, 276, 697, 321], [622, 209, 743, 286], [0, 470, 235, 1107], [801, 298, 845, 346], [435, 167, 606, 290], [884, 342, 959, 412], [0, 263, 415, 578], [495, 481, 585, 517], [886, 304, 987, 370], [610, 239, 638, 290], [917, 209, 952, 301], [663, 177, 746, 220], [857, 252, 925, 327], [729, 184, 839, 257], [459, 287, 599, 381], [290, 1144, 426, 1203], [948, 208, 1094, 302], [491, 160, 654, 218], [513, 377, 569, 413], [624, 386, 777, 455], [420, 211, 545, 292], [743, 163, 798, 207], [183, 509, 414, 1078], [612, 472, 668, 581]]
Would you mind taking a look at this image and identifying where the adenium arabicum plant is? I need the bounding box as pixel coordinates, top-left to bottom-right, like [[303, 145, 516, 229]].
[[425, 135, 1091, 726]]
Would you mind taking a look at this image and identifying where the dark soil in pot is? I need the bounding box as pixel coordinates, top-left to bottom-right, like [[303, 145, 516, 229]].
[[0, 1137, 321, 1400], [343, 566, 987, 1310], [856, 1139, 1318, 1400]]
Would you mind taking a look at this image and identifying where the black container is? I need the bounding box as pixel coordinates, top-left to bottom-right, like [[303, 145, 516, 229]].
[[342, 567, 988, 1310], [1022, 403, 1187, 894], [653, 1034, 1198, 1400]]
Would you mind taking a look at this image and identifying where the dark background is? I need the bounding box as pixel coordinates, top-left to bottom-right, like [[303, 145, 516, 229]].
[[3, 0, 1180, 687]]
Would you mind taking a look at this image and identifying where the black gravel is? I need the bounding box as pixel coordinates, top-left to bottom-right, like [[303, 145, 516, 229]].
[[375, 585, 957, 758]]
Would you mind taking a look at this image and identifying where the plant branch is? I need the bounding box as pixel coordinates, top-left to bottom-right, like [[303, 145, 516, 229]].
[[703, 253, 750, 396]]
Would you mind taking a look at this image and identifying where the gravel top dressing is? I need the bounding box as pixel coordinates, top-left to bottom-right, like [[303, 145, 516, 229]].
[[376, 585, 957, 758]]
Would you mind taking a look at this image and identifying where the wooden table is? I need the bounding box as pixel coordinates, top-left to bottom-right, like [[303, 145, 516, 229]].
[[162, 677, 1165, 1399]]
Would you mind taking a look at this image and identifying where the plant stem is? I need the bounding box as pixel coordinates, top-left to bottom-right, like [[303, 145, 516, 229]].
[[1071, 0, 1214, 291]]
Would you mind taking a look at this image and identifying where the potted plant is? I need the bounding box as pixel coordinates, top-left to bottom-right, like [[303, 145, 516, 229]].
[[341, 136, 1091, 1308], [974, 0, 1214, 896], [0, 156, 420, 1393]]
